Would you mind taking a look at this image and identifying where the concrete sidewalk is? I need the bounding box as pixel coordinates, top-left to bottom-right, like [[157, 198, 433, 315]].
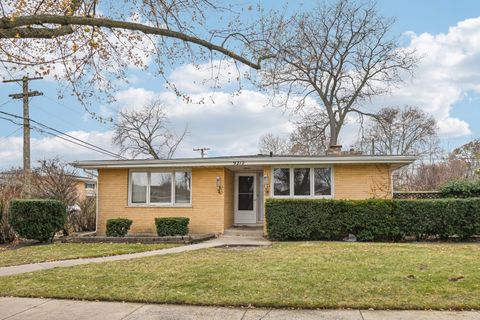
[[1, 297, 479, 320], [0, 235, 271, 277]]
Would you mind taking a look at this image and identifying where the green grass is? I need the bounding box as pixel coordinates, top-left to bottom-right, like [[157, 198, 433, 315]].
[[0, 243, 179, 267], [0, 242, 479, 310]]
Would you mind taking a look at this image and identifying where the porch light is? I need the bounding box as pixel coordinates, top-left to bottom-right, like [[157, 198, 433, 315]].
[[216, 176, 223, 194], [263, 175, 270, 193]]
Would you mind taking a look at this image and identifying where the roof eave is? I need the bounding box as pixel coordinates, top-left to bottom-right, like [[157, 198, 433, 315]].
[[72, 155, 418, 169]]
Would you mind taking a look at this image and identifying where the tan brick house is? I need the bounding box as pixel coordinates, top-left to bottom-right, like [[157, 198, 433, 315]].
[[73, 153, 415, 236]]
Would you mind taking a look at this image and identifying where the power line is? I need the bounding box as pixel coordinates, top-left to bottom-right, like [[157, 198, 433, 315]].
[[33, 126, 125, 159], [0, 116, 123, 159], [0, 100, 12, 108], [0, 111, 125, 159], [5, 126, 22, 138]]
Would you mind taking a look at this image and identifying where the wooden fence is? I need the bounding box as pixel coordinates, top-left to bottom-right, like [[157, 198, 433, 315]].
[[393, 191, 442, 199]]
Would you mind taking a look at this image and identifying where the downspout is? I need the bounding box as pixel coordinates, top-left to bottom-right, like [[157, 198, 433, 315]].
[[95, 169, 99, 234]]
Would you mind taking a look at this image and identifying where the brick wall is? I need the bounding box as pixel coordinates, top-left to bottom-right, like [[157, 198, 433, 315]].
[[97, 167, 226, 235], [223, 168, 234, 229], [333, 164, 393, 199]]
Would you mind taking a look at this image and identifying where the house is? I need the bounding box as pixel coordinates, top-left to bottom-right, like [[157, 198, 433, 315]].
[[73, 150, 416, 236], [73, 175, 97, 200]]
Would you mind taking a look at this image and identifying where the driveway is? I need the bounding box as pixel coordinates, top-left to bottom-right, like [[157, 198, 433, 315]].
[[1, 298, 479, 320]]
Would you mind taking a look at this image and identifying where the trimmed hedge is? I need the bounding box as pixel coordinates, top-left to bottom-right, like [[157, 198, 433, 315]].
[[155, 217, 189, 236], [266, 198, 480, 241], [9, 199, 66, 242], [106, 218, 132, 237], [440, 180, 480, 198]]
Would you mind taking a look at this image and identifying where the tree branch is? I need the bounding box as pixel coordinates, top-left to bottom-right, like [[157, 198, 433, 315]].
[[0, 14, 261, 69]]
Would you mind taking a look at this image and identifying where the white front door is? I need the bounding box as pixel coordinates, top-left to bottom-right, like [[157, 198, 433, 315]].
[[234, 173, 257, 224]]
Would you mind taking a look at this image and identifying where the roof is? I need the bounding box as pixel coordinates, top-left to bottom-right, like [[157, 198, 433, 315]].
[[72, 175, 97, 183], [72, 154, 417, 169]]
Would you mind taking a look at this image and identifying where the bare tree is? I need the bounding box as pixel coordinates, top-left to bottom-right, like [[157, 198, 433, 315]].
[[398, 159, 470, 191], [290, 111, 330, 155], [31, 158, 80, 235], [257, 0, 417, 147], [258, 133, 290, 155], [32, 159, 79, 206], [113, 100, 187, 159], [450, 138, 480, 179], [356, 106, 439, 156], [258, 114, 329, 156], [0, 1, 264, 113]]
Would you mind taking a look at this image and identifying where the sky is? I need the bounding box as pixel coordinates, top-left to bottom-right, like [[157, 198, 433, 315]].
[[1, 0, 480, 168]]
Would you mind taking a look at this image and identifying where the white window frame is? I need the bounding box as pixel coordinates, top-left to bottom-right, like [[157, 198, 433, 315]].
[[271, 166, 334, 199], [128, 169, 192, 207]]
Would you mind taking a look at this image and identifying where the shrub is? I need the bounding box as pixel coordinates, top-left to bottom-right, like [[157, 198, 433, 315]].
[[155, 217, 189, 236], [9, 199, 66, 242], [395, 199, 480, 240], [440, 180, 480, 198], [106, 218, 132, 237], [266, 198, 400, 241], [266, 198, 480, 241]]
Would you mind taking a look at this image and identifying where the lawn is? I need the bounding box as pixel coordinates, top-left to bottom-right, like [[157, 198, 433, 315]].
[[0, 243, 179, 267], [0, 242, 479, 310]]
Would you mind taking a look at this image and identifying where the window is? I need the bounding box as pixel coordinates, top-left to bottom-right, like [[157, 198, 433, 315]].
[[85, 183, 95, 189], [314, 168, 331, 196], [272, 167, 332, 198], [175, 172, 191, 204], [131, 172, 148, 203], [294, 168, 310, 196], [129, 171, 191, 205], [273, 168, 290, 196], [150, 172, 172, 203]]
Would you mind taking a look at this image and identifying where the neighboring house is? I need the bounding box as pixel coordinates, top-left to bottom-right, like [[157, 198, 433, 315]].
[[73, 176, 97, 200], [73, 149, 416, 236]]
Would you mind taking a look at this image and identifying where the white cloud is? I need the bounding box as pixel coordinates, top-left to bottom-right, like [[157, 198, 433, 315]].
[[372, 17, 480, 138], [168, 60, 251, 94]]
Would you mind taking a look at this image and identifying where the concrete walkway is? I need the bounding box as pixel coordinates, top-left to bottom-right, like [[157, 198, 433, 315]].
[[1, 297, 479, 320], [0, 235, 271, 277]]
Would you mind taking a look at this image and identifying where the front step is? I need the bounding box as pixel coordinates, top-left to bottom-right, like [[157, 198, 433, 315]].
[[224, 227, 264, 237]]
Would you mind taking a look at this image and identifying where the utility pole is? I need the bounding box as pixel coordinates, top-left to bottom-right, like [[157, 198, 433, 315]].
[[3, 76, 43, 194], [193, 147, 210, 158]]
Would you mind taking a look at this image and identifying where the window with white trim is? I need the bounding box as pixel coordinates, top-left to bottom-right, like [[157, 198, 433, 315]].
[[129, 171, 191, 205], [272, 167, 332, 197]]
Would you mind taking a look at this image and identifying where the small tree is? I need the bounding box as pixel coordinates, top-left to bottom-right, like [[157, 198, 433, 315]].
[[450, 139, 480, 179], [31, 158, 80, 234], [112, 100, 188, 159], [77, 196, 97, 231]]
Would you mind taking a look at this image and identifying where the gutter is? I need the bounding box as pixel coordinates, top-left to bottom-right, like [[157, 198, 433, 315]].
[[72, 156, 418, 169]]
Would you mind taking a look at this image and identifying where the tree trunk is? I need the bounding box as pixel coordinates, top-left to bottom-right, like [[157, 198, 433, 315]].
[[329, 121, 338, 147]]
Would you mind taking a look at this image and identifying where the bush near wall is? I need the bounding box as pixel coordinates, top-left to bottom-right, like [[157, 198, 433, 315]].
[[155, 217, 189, 236], [9, 199, 66, 242], [265, 198, 480, 241], [106, 218, 132, 237], [440, 180, 480, 198]]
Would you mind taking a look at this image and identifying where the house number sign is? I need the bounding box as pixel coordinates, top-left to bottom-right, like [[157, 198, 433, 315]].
[[233, 161, 245, 165]]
